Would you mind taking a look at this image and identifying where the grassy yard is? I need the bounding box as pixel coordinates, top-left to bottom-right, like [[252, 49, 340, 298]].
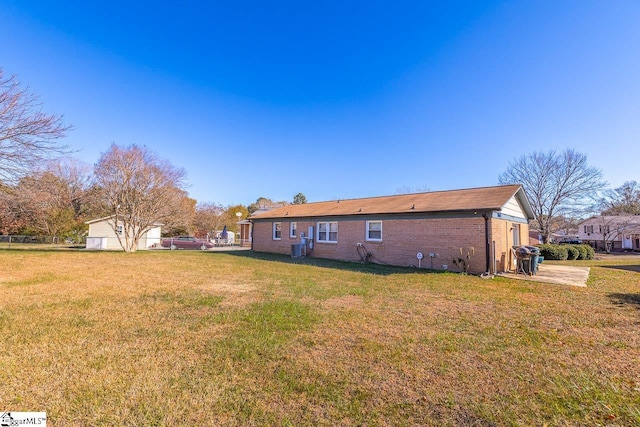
[[0, 249, 638, 426]]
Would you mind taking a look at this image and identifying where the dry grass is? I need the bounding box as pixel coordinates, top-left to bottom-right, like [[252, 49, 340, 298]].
[[0, 249, 639, 426]]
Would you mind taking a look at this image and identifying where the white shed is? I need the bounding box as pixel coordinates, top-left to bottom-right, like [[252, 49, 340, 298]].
[[85, 216, 162, 250]]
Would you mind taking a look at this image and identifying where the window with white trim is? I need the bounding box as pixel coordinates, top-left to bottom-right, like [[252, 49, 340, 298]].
[[317, 221, 338, 243], [116, 225, 123, 235], [290, 222, 297, 238], [366, 220, 382, 241], [273, 222, 282, 240]]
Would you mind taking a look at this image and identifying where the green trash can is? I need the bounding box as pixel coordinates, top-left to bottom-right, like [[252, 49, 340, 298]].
[[526, 246, 540, 275]]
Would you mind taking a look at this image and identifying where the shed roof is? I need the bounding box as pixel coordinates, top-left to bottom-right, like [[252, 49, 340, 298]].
[[250, 184, 534, 220]]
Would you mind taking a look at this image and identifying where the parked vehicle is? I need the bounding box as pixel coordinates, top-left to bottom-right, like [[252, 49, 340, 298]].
[[559, 238, 582, 245], [161, 236, 215, 250]]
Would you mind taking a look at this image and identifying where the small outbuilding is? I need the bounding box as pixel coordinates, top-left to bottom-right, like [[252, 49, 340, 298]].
[[250, 184, 534, 274], [85, 216, 161, 250]]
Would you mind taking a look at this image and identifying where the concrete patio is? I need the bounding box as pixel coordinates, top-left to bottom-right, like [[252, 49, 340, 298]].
[[498, 263, 590, 287]]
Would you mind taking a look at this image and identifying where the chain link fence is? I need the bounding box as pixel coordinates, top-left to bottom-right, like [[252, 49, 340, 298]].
[[0, 235, 86, 249]]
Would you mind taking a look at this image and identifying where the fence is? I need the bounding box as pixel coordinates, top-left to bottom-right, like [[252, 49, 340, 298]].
[[0, 235, 84, 249], [0, 235, 252, 250]]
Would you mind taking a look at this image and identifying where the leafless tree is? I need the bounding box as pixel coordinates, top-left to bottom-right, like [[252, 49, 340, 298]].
[[0, 68, 71, 184], [600, 181, 640, 215], [192, 202, 225, 239], [9, 158, 93, 237], [499, 149, 605, 243], [93, 144, 190, 252], [589, 215, 640, 253]]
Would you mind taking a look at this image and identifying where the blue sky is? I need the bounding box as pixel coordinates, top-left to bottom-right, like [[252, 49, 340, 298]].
[[1, 1, 639, 206]]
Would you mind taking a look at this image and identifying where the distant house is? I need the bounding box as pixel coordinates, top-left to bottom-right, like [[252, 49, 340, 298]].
[[578, 215, 640, 251], [529, 230, 543, 245], [250, 185, 534, 274], [85, 216, 161, 250]]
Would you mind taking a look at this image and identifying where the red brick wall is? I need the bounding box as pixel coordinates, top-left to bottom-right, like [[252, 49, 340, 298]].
[[252, 215, 528, 274]]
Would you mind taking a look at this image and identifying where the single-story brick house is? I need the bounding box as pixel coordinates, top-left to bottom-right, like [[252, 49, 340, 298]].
[[85, 216, 161, 250], [250, 184, 534, 274]]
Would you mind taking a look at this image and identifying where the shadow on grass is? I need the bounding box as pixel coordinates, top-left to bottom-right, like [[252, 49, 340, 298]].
[[608, 293, 640, 310], [209, 250, 450, 276], [600, 265, 640, 273]]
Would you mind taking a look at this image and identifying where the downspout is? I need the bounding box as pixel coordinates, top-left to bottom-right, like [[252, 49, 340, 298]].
[[482, 212, 491, 274]]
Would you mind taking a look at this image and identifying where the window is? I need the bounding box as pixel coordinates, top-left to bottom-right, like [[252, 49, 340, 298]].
[[584, 225, 594, 233], [290, 222, 297, 238], [317, 221, 338, 243], [116, 225, 123, 235], [599, 225, 609, 234], [273, 222, 282, 240], [366, 220, 382, 241]]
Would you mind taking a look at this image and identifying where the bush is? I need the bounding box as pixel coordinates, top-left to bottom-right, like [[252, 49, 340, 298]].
[[565, 245, 579, 260], [539, 244, 568, 261], [581, 244, 595, 260], [573, 244, 588, 260]]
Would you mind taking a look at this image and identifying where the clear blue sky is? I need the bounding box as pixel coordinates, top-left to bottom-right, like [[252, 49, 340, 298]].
[[2, 1, 639, 206]]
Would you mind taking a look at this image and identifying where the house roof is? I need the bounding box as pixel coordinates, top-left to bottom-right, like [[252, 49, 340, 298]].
[[85, 215, 163, 226], [250, 184, 534, 220], [579, 215, 640, 225]]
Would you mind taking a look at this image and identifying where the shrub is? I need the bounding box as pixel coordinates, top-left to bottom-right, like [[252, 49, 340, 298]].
[[539, 244, 568, 261], [565, 245, 579, 260], [581, 244, 595, 260], [573, 244, 588, 260]]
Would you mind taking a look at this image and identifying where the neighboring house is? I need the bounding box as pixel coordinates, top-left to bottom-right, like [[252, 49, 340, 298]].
[[529, 230, 543, 245], [85, 216, 162, 250], [578, 215, 640, 251], [250, 185, 534, 274]]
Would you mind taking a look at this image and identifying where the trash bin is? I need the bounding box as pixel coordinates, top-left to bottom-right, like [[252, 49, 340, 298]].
[[526, 246, 540, 275], [291, 244, 303, 258]]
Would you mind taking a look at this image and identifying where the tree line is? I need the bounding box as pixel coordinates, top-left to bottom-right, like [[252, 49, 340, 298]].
[[0, 67, 307, 251], [2, 66, 637, 252]]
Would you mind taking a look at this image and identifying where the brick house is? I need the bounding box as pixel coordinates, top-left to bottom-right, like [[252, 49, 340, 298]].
[[249, 185, 534, 274]]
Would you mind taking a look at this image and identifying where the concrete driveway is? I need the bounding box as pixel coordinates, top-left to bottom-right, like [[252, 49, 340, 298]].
[[499, 263, 590, 287]]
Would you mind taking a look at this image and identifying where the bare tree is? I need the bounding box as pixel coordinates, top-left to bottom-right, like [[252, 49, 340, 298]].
[[10, 158, 93, 237], [0, 68, 71, 183], [589, 215, 640, 253], [499, 149, 605, 243], [600, 181, 640, 215], [93, 144, 190, 252], [192, 202, 225, 239]]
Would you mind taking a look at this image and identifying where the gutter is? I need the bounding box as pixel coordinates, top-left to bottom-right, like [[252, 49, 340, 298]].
[[482, 212, 491, 273]]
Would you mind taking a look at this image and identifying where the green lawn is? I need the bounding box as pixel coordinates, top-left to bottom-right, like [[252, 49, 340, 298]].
[[0, 249, 638, 426]]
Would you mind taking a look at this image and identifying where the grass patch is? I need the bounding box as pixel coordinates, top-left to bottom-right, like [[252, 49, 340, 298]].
[[0, 250, 639, 425]]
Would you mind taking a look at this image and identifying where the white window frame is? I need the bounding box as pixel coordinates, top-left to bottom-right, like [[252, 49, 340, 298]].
[[115, 224, 123, 235], [290, 222, 297, 238], [366, 220, 382, 242], [273, 222, 282, 240], [317, 221, 338, 243]]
